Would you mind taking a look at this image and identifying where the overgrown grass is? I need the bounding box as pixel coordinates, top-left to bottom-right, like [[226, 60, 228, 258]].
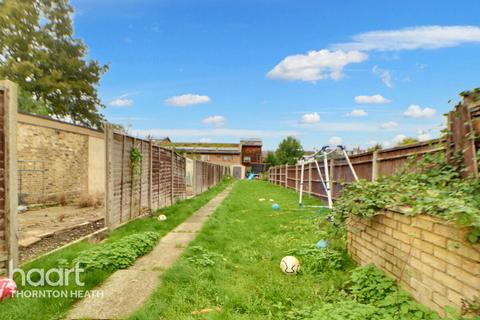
[[130, 180, 354, 319], [0, 178, 232, 320], [130, 181, 471, 319]]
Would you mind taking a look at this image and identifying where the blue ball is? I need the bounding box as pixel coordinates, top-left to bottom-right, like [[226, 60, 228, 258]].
[[272, 203, 280, 210], [316, 239, 328, 249]]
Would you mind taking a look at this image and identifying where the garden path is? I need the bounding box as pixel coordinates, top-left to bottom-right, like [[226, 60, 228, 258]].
[[67, 185, 233, 319]]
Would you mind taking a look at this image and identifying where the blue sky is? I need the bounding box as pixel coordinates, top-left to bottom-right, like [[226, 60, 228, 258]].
[[71, 0, 480, 150]]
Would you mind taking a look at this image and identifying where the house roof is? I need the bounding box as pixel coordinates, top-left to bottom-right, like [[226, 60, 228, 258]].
[[172, 146, 240, 155], [240, 139, 262, 146]]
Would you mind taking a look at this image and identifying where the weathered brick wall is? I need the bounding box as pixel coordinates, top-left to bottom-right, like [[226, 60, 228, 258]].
[[348, 209, 480, 316], [17, 121, 89, 204]]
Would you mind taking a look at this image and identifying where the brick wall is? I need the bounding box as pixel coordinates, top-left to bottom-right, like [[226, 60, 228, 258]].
[[17, 122, 89, 204], [348, 209, 480, 316]]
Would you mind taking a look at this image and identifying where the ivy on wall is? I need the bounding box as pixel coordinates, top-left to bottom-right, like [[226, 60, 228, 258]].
[[333, 152, 480, 243]]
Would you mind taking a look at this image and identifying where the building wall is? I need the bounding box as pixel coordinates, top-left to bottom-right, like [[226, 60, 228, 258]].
[[348, 209, 480, 316], [187, 153, 240, 166], [17, 113, 104, 204], [241, 145, 262, 165], [88, 136, 105, 194]]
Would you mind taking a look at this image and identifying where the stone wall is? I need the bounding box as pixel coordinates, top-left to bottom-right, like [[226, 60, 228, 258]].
[[348, 209, 480, 316], [17, 113, 104, 205]]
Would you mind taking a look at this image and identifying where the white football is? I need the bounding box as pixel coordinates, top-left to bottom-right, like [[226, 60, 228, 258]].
[[280, 256, 300, 275], [158, 214, 167, 221]]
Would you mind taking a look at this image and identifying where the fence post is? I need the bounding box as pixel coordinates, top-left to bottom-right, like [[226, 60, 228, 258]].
[[329, 158, 335, 199], [104, 123, 114, 231], [170, 149, 174, 204], [0, 80, 18, 275], [192, 160, 197, 196], [295, 165, 298, 191], [284, 164, 288, 188], [148, 140, 153, 213], [308, 162, 312, 195], [372, 150, 379, 181]]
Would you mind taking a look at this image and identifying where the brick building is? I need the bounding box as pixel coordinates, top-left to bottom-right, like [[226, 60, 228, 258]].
[[157, 139, 263, 170], [240, 139, 262, 167]]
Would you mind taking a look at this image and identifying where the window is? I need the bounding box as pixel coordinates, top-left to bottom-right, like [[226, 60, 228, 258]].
[[223, 155, 232, 161], [243, 156, 251, 163]]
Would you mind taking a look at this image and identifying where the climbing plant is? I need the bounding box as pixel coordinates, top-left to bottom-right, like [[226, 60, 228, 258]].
[[130, 146, 143, 176], [333, 152, 480, 243]]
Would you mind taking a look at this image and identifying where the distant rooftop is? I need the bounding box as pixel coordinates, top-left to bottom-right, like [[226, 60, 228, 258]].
[[240, 138, 262, 146]]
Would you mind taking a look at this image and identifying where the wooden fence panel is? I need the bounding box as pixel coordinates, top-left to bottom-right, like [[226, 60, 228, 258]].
[[0, 81, 18, 275], [268, 140, 448, 205]]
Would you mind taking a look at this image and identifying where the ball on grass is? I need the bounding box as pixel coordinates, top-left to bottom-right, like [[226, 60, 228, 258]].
[[271, 203, 280, 211], [0, 277, 16, 301], [280, 256, 300, 275], [157, 214, 167, 221], [316, 239, 328, 249]]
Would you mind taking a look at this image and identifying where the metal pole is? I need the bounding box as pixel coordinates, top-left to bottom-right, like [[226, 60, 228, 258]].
[[342, 148, 359, 182], [322, 148, 333, 209]]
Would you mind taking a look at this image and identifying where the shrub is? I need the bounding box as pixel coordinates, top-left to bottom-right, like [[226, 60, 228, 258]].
[[287, 245, 347, 274], [73, 232, 160, 270], [78, 192, 104, 208], [333, 153, 480, 243]]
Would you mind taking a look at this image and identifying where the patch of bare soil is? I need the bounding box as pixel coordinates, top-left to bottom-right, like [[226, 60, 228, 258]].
[[20, 219, 105, 263]]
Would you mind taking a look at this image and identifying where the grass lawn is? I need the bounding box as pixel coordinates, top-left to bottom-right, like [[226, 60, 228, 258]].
[[0, 178, 232, 320], [130, 180, 355, 319], [130, 180, 456, 320]]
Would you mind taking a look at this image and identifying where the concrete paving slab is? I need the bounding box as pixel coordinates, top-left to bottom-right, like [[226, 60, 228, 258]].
[[67, 185, 233, 320]]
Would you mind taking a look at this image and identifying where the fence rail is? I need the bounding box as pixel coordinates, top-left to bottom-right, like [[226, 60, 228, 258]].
[[269, 140, 445, 201], [105, 125, 231, 230], [269, 97, 480, 202]]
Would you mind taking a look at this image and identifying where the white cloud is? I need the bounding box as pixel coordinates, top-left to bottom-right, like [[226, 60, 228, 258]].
[[267, 49, 367, 82], [334, 26, 480, 51], [131, 128, 301, 139], [165, 94, 211, 107], [354, 94, 391, 104], [109, 98, 134, 107], [382, 141, 392, 148], [300, 112, 321, 124], [347, 109, 368, 117], [368, 140, 378, 146], [372, 66, 393, 88], [329, 136, 343, 145], [199, 138, 212, 143], [202, 115, 225, 127], [379, 121, 398, 130], [417, 130, 431, 141], [392, 134, 407, 145], [404, 105, 436, 118]]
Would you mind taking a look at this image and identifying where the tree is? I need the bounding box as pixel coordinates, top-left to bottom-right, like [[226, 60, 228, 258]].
[[275, 136, 304, 165], [0, 0, 108, 128], [264, 151, 278, 166], [397, 137, 419, 146]]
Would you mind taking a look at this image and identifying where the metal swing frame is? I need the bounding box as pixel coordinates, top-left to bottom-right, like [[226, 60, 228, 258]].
[[298, 145, 359, 209]]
